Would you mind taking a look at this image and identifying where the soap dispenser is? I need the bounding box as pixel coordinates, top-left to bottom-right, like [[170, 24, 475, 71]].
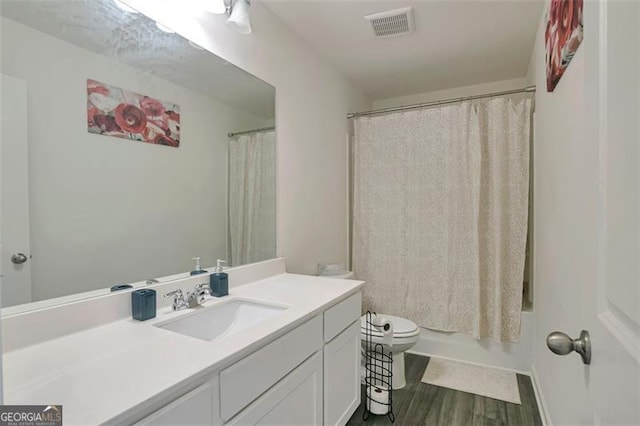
[[210, 259, 228, 297], [190, 257, 208, 275]]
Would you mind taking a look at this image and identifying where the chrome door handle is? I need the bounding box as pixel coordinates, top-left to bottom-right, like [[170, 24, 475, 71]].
[[546, 330, 591, 365], [10, 253, 28, 265]]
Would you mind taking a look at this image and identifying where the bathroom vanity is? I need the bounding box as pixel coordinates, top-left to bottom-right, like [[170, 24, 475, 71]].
[[2, 260, 363, 425]]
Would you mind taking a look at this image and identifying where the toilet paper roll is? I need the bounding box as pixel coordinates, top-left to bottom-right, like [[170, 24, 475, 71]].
[[371, 316, 393, 347], [366, 385, 390, 415], [371, 315, 390, 330]]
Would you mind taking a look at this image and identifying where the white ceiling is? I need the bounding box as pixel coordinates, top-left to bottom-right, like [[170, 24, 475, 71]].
[[262, 0, 544, 101], [1, 0, 275, 119]]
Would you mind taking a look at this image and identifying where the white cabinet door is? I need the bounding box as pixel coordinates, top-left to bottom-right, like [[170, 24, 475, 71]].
[[220, 316, 323, 421], [228, 351, 323, 425], [323, 320, 360, 426], [135, 383, 214, 426]]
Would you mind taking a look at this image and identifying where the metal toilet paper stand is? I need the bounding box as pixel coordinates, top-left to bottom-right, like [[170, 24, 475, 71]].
[[362, 311, 395, 422]]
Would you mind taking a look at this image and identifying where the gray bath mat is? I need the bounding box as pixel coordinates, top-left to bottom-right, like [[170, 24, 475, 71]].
[[421, 357, 521, 404]]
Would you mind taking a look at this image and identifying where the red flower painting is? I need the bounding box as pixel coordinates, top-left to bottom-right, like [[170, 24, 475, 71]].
[[114, 104, 147, 134], [86, 79, 180, 147], [545, 0, 584, 92]]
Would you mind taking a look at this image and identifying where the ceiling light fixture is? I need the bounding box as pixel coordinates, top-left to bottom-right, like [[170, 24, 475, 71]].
[[113, 0, 139, 14], [205, 0, 227, 15], [226, 0, 252, 35], [155, 22, 176, 33]]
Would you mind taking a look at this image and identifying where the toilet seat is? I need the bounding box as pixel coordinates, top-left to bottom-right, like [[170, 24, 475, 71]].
[[360, 314, 419, 338]]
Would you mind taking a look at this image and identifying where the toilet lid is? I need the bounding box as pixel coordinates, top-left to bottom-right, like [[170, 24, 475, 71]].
[[360, 314, 419, 337]]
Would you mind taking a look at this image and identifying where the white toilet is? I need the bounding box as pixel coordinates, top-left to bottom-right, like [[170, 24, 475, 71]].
[[360, 314, 420, 389]]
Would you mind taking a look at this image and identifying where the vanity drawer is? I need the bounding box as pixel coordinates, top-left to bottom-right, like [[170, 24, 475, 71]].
[[134, 383, 214, 426], [219, 315, 323, 421], [227, 351, 323, 425], [323, 291, 362, 342]]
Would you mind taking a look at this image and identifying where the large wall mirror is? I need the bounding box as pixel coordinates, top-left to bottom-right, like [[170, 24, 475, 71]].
[[0, 0, 276, 312]]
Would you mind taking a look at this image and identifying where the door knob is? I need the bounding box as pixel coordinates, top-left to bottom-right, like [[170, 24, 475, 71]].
[[10, 253, 28, 265], [546, 330, 591, 365]]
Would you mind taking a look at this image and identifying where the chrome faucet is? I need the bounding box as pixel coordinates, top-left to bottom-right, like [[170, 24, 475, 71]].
[[165, 289, 188, 311], [187, 283, 210, 308], [165, 283, 210, 311]]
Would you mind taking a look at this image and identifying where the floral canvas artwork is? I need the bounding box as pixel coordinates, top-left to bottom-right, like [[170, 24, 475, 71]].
[[545, 0, 584, 92], [87, 79, 180, 147]]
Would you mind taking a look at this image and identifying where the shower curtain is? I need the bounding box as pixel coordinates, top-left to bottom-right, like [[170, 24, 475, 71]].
[[353, 97, 531, 342], [228, 130, 276, 266]]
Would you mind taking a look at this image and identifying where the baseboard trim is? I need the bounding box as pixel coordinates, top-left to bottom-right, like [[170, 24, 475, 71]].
[[407, 349, 530, 376], [530, 364, 552, 426]]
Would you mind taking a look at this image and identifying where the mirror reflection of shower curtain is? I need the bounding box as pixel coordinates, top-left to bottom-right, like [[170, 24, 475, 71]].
[[228, 130, 276, 266]]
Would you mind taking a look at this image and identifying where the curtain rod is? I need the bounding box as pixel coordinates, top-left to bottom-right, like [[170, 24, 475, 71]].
[[347, 86, 536, 119], [228, 126, 275, 138]]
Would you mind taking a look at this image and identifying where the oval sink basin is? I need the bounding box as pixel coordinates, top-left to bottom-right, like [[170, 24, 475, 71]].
[[155, 299, 288, 342]]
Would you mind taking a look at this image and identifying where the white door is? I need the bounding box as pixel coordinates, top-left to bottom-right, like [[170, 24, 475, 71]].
[[0, 74, 32, 307], [534, 2, 639, 424], [588, 1, 640, 423]]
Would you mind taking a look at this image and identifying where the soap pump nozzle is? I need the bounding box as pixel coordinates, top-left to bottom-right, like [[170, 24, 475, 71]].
[[190, 257, 208, 275], [215, 259, 227, 273]]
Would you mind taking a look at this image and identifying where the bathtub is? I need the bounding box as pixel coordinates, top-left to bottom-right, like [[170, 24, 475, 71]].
[[408, 311, 534, 373]]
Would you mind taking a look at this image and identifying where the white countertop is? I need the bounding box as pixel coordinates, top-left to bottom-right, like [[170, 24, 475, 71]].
[[2, 273, 363, 425]]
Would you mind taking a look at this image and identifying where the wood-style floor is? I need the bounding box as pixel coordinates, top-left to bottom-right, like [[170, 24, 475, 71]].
[[347, 354, 543, 426]]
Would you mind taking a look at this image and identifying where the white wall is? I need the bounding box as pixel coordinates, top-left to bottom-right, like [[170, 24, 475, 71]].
[[1, 17, 269, 301], [125, 1, 371, 275], [371, 78, 529, 110]]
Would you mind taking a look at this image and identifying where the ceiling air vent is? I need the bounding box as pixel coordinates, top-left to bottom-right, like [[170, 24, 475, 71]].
[[365, 7, 414, 39]]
